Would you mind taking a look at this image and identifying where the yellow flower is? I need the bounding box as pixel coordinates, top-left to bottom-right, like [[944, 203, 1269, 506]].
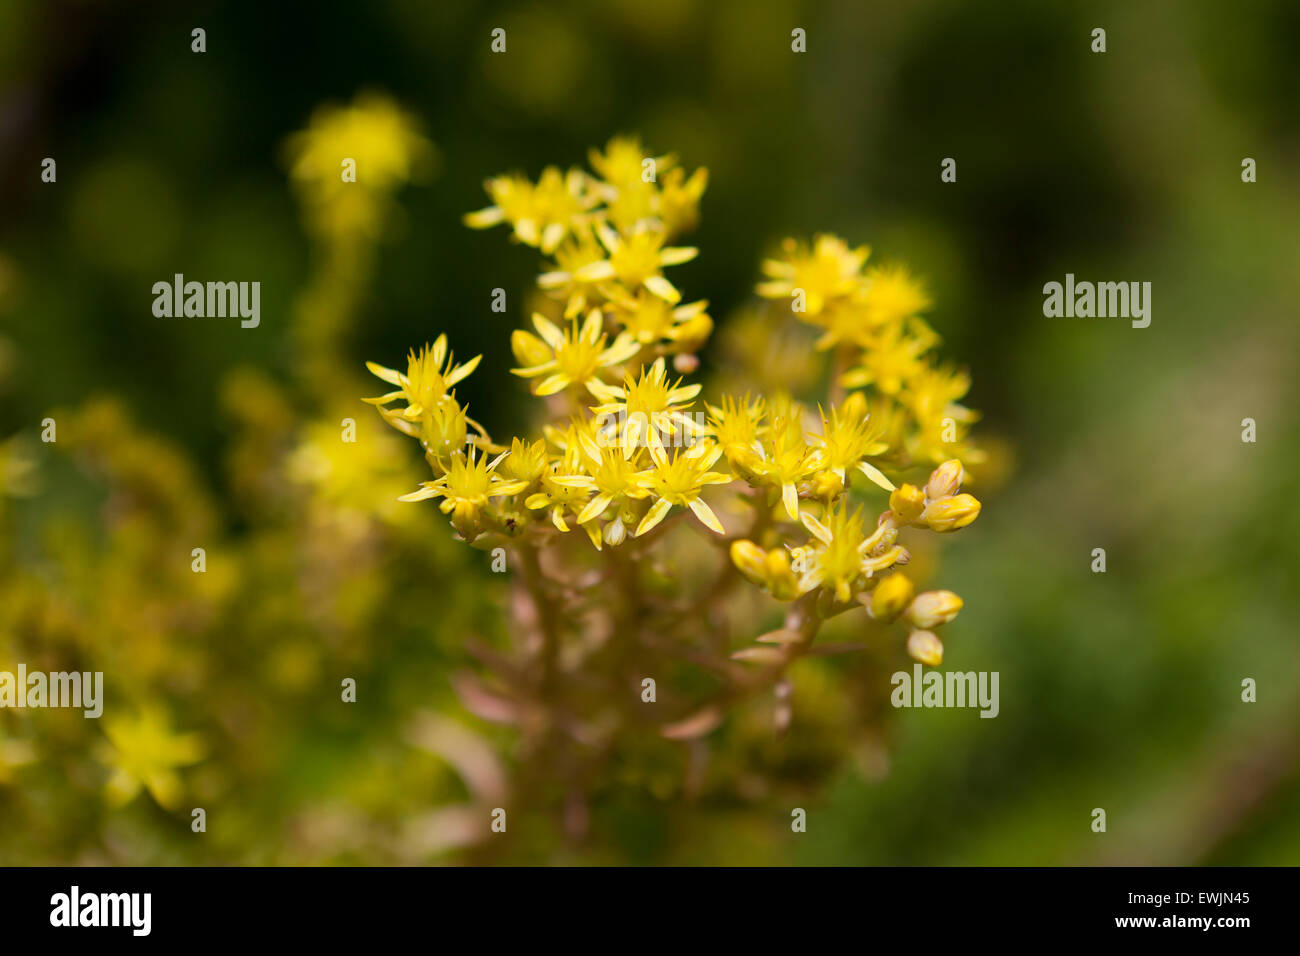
[[609, 290, 710, 346], [577, 224, 698, 303], [860, 263, 931, 326], [525, 446, 599, 534], [633, 441, 732, 536], [100, 707, 204, 810], [588, 357, 704, 458], [657, 166, 709, 238], [744, 397, 817, 520], [286, 92, 434, 194], [283, 92, 435, 242], [588, 135, 674, 192], [807, 394, 893, 493], [798, 503, 870, 603], [498, 437, 550, 488], [365, 336, 482, 420], [757, 234, 869, 316], [286, 416, 417, 523], [537, 224, 611, 318], [548, 428, 650, 529], [840, 320, 931, 396], [464, 167, 596, 254], [799, 503, 905, 603], [583, 137, 708, 236], [400, 446, 528, 538], [510, 310, 640, 396], [706, 394, 765, 467], [904, 363, 975, 426]]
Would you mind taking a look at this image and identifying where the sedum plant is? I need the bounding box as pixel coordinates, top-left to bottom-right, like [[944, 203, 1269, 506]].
[[364, 138, 985, 818]]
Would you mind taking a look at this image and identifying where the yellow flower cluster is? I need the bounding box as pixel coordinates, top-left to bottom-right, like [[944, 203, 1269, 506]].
[[758, 235, 982, 468], [367, 141, 984, 666]]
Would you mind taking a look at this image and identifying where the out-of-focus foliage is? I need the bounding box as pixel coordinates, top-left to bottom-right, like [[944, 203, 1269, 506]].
[[1, 0, 1298, 864]]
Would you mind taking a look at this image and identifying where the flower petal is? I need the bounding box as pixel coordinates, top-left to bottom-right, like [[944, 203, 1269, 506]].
[[688, 498, 724, 534], [635, 498, 673, 536], [857, 460, 896, 492]]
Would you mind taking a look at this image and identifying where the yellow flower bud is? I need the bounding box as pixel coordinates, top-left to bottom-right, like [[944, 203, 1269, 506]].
[[840, 390, 868, 421], [731, 539, 768, 584], [921, 493, 981, 532], [889, 483, 926, 524], [925, 459, 965, 500], [764, 548, 801, 601], [812, 469, 844, 499], [907, 630, 944, 666], [906, 589, 963, 628], [449, 498, 486, 542], [871, 572, 914, 622], [510, 328, 552, 368], [419, 402, 468, 461]]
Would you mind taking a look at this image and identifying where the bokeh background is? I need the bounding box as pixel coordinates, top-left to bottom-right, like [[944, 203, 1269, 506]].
[[2, 0, 1298, 864]]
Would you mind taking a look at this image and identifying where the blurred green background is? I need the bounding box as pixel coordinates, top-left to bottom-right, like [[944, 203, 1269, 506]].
[[1, 0, 1298, 864]]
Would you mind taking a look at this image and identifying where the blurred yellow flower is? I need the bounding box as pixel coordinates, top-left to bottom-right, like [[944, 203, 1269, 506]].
[[100, 707, 204, 810], [757, 234, 870, 316], [284, 92, 434, 242], [465, 167, 597, 254]]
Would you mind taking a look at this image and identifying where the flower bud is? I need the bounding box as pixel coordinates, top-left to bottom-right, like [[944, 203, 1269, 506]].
[[907, 630, 944, 666], [925, 459, 965, 500], [811, 469, 844, 499], [604, 516, 627, 547], [730, 539, 768, 585], [889, 483, 926, 524], [764, 548, 801, 601], [921, 493, 980, 532], [420, 402, 468, 461], [871, 572, 914, 622], [907, 590, 963, 628], [840, 390, 869, 422], [511, 328, 552, 368]]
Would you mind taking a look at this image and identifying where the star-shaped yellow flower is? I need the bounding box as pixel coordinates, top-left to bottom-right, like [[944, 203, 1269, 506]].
[[510, 310, 640, 396]]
